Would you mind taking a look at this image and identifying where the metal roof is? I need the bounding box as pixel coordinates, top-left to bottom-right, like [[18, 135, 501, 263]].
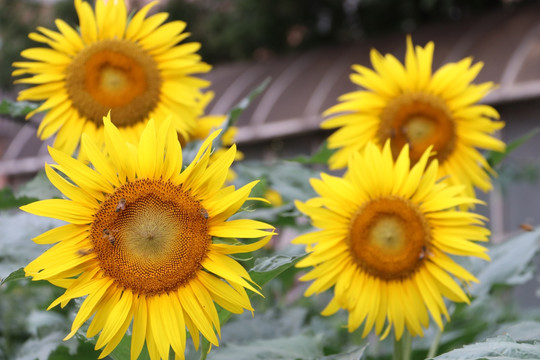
[[203, 3, 540, 144], [2, 3, 540, 176]]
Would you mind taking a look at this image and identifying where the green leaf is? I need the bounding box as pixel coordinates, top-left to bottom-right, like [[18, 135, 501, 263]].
[[0, 98, 38, 118], [226, 77, 271, 127], [249, 253, 307, 286], [48, 341, 97, 360], [200, 253, 307, 358], [289, 140, 336, 165], [208, 334, 325, 360], [233, 160, 318, 204], [487, 127, 540, 167], [107, 335, 151, 360], [432, 335, 540, 359], [0, 211, 65, 281], [492, 321, 540, 342], [16, 170, 63, 200], [322, 345, 367, 359], [469, 226, 540, 299], [13, 331, 67, 360], [0, 187, 37, 209], [1, 267, 26, 285]]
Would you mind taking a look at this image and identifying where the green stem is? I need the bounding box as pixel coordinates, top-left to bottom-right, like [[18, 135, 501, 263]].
[[199, 348, 208, 360], [427, 327, 443, 359], [393, 331, 412, 360]]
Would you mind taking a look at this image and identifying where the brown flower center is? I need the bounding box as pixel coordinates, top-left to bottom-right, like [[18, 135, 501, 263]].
[[348, 196, 431, 280], [66, 39, 161, 128], [378, 92, 455, 164], [90, 179, 210, 295]]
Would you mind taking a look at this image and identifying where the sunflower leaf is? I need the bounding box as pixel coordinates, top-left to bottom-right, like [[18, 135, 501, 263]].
[[213, 77, 271, 149], [431, 334, 540, 359], [0, 98, 37, 118], [200, 253, 307, 358], [206, 334, 325, 360], [97, 333, 151, 360], [16, 170, 63, 200], [469, 226, 540, 299], [321, 345, 367, 359], [0, 187, 37, 209], [486, 127, 540, 168], [226, 77, 271, 128], [249, 253, 307, 286], [289, 140, 336, 165], [0, 267, 26, 285]]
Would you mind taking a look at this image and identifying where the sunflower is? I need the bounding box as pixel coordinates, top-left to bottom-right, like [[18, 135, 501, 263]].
[[13, 0, 211, 156], [322, 37, 505, 196], [191, 94, 243, 182], [293, 141, 490, 339], [21, 115, 275, 360]]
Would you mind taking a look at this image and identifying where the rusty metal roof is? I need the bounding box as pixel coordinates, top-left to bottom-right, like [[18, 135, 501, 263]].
[[2, 3, 540, 176], [204, 3, 540, 144]]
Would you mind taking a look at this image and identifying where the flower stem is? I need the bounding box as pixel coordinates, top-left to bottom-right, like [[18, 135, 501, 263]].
[[427, 327, 443, 359], [393, 331, 412, 360], [199, 347, 208, 360]]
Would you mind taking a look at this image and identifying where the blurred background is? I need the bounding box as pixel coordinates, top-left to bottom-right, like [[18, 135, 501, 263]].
[[2, 1, 540, 359], [1, 0, 540, 240]]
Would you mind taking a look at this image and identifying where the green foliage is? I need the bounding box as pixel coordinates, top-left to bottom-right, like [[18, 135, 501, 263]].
[[470, 227, 540, 298], [0, 99, 37, 118], [0, 188, 36, 210], [290, 140, 335, 165], [0, 210, 65, 281], [487, 128, 540, 168], [1, 267, 25, 285], [16, 170, 63, 201], [432, 335, 540, 360]]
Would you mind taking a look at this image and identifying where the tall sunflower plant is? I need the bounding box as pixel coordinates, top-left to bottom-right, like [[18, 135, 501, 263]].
[[1, 1, 540, 359]]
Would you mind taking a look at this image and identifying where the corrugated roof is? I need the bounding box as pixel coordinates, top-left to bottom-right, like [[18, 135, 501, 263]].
[[202, 3, 540, 144], [2, 3, 540, 175]]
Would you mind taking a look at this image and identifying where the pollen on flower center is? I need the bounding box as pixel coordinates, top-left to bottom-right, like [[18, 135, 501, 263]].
[[90, 179, 210, 295], [348, 196, 431, 280], [66, 39, 162, 128], [378, 92, 456, 164]]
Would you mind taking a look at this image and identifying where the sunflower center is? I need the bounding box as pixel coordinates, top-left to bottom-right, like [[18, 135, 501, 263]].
[[65, 39, 161, 128], [90, 179, 210, 295], [348, 196, 431, 280], [378, 92, 456, 164]]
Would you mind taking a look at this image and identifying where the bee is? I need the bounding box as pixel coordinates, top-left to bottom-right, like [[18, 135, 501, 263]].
[[77, 248, 93, 256], [103, 229, 116, 246], [199, 208, 209, 220], [116, 198, 127, 212], [520, 223, 534, 232], [419, 246, 429, 260]]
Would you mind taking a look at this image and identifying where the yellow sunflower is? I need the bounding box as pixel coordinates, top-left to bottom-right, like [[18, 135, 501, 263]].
[[293, 141, 490, 340], [322, 37, 505, 196], [21, 115, 275, 360], [191, 94, 244, 182], [13, 0, 211, 156]]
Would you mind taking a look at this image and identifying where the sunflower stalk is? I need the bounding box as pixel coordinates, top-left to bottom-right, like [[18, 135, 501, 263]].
[[427, 327, 443, 359], [393, 331, 412, 360]]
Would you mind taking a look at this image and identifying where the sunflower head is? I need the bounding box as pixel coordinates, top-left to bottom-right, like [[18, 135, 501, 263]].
[[21, 114, 275, 360], [13, 0, 211, 157], [293, 141, 490, 340], [321, 36, 505, 196]]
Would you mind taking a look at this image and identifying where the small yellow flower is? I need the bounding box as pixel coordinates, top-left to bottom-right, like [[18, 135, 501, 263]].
[[264, 189, 283, 207], [14, 0, 211, 156], [293, 141, 490, 339], [322, 37, 505, 196], [22, 115, 275, 359]]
